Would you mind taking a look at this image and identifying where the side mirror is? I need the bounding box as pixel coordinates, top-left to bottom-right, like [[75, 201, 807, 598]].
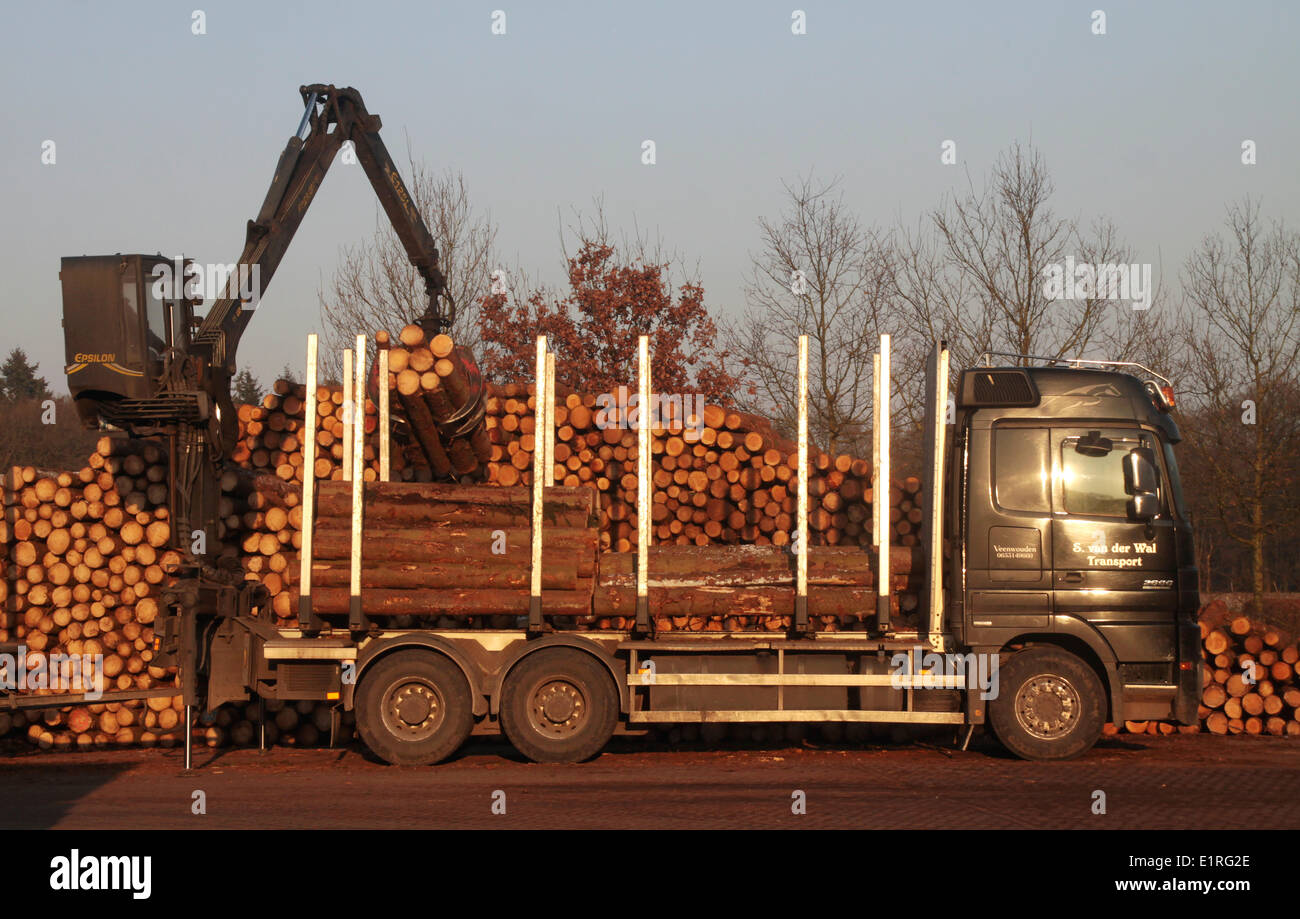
[[1123, 447, 1158, 495], [1128, 492, 1160, 522]]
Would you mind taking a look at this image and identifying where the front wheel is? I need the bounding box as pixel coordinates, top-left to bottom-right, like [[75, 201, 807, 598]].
[[987, 647, 1105, 761], [499, 649, 618, 763], [355, 650, 474, 766]]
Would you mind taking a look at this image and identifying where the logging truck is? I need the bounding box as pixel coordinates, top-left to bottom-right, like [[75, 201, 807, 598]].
[[12, 84, 1201, 765], [205, 334, 1196, 765]]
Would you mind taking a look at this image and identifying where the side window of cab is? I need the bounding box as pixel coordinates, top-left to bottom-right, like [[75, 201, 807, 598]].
[[1057, 429, 1162, 519], [992, 427, 1050, 514]]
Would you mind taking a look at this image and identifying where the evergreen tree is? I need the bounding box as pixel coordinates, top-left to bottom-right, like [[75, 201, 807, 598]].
[[1, 348, 52, 402], [232, 368, 263, 406]]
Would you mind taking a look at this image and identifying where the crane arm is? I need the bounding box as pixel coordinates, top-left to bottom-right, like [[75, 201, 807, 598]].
[[193, 84, 452, 374]]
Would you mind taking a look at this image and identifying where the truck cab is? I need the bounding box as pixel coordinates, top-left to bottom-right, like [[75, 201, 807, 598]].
[[951, 361, 1201, 757]]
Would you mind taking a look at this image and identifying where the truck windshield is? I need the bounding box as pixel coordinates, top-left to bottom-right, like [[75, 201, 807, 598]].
[[144, 279, 168, 362]]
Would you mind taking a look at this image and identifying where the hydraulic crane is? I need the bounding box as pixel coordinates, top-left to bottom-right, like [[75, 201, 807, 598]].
[[54, 85, 456, 752], [61, 83, 453, 555]]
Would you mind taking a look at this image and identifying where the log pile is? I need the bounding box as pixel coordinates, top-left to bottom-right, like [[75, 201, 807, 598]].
[[286, 482, 598, 627], [230, 325, 919, 555], [218, 467, 303, 621], [380, 327, 491, 480], [231, 328, 494, 489], [1187, 604, 1300, 737], [480, 382, 923, 552], [232, 380, 392, 486], [590, 544, 922, 632], [2, 439, 181, 699], [220, 477, 602, 628], [3, 695, 189, 751], [221, 476, 921, 633], [0, 694, 351, 751], [1100, 600, 1300, 738]]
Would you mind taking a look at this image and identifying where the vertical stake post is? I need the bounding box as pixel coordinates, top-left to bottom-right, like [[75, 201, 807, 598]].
[[378, 347, 390, 482], [298, 334, 321, 630], [875, 334, 891, 633], [341, 348, 353, 481], [635, 335, 651, 634], [349, 334, 367, 632], [529, 336, 547, 631], [795, 334, 809, 633]]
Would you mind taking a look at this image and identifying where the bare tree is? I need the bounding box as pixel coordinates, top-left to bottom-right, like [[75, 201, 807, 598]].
[[1177, 199, 1300, 612], [0, 396, 98, 477], [318, 159, 497, 376], [894, 143, 1164, 375], [730, 175, 898, 455]]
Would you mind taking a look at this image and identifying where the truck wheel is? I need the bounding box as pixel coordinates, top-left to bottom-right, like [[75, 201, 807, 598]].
[[988, 647, 1105, 761], [500, 649, 618, 763], [355, 650, 473, 766]]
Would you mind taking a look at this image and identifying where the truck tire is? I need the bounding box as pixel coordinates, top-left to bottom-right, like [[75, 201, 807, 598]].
[[355, 650, 473, 766], [499, 648, 618, 763], [988, 647, 1105, 761]]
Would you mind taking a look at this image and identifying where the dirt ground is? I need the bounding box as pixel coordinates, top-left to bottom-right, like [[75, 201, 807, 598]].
[[2, 731, 1297, 830]]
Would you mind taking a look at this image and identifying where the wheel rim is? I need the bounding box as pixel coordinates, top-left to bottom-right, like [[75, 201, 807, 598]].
[[1014, 672, 1081, 740], [381, 677, 446, 742], [526, 677, 588, 738]]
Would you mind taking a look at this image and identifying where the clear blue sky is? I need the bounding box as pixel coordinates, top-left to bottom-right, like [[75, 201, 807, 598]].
[[1, 1, 1295, 391]]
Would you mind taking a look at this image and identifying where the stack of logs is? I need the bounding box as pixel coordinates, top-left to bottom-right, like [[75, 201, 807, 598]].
[[481, 382, 924, 552], [233, 380, 392, 486], [1191, 604, 1300, 737], [222, 475, 923, 633], [590, 544, 922, 632], [0, 695, 351, 751], [2, 439, 181, 699], [277, 481, 598, 627], [1099, 601, 1300, 737], [230, 325, 922, 554], [229, 325, 494, 490], [380, 327, 492, 480]]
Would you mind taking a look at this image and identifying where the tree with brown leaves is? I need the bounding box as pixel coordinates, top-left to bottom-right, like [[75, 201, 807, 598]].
[[478, 239, 742, 403]]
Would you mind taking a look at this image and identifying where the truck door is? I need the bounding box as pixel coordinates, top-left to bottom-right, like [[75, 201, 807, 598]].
[[1051, 427, 1179, 673], [965, 424, 1054, 632]]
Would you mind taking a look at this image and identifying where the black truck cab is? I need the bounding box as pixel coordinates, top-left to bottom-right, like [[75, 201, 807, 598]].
[[952, 364, 1201, 742]]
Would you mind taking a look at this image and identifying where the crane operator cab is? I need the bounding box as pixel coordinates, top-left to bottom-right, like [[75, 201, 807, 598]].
[[60, 254, 205, 431]]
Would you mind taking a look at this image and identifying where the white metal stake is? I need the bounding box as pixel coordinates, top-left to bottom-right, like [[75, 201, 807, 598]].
[[876, 334, 891, 632], [796, 335, 809, 632], [298, 334, 319, 627], [927, 345, 949, 643], [378, 347, 390, 482], [872, 352, 880, 548], [341, 348, 353, 481], [529, 336, 546, 630], [636, 335, 651, 632], [349, 334, 366, 631]]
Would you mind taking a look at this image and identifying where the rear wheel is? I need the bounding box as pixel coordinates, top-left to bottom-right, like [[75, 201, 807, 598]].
[[500, 649, 618, 763], [355, 650, 474, 766], [988, 647, 1105, 761]]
